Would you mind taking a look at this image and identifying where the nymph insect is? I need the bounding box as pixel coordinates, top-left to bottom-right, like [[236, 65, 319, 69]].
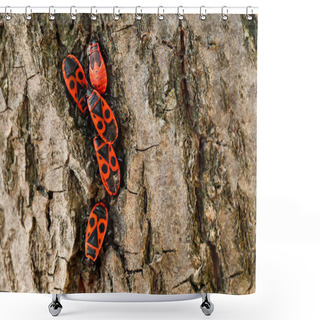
[[89, 39, 107, 95]]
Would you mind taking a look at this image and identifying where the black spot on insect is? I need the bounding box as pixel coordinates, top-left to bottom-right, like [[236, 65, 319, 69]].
[[70, 80, 75, 89], [78, 72, 84, 80], [89, 218, 95, 227], [99, 224, 105, 233], [111, 157, 116, 166], [97, 121, 103, 130], [105, 109, 110, 119], [102, 164, 108, 174]]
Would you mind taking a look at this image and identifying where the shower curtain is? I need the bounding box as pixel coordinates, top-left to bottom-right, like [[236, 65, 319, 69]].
[[0, 13, 257, 295]]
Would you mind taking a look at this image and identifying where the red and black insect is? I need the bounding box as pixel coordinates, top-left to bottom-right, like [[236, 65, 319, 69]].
[[85, 203, 108, 262], [93, 136, 120, 196], [86, 88, 118, 144], [62, 54, 88, 114], [62, 38, 120, 264], [89, 39, 107, 95]]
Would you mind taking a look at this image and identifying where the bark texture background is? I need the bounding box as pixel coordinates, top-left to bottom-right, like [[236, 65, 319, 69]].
[[0, 14, 257, 294]]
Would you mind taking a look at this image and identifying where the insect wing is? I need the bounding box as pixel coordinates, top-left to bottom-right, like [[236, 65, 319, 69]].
[[62, 54, 88, 113], [87, 89, 118, 144], [93, 136, 120, 196], [85, 203, 108, 262]]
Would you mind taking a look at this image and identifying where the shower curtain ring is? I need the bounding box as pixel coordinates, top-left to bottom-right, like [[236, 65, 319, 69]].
[[135, 6, 142, 20], [5, 6, 12, 21], [70, 6, 77, 20], [221, 6, 228, 21], [25, 6, 32, 20], [158, 6, 164, 20], [90, 7, 97, 20], [246, 6, 253, 20], [200, 6, 206, 20], [113, 6, 120, 21], [49, 6, 55, 21], [177, 6, 184, 20]]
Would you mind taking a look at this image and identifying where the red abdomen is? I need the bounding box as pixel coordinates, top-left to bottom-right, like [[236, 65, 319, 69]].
[[89, 41, 107, 95]]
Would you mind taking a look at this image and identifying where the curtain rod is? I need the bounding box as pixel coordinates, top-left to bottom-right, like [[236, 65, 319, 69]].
[[0, 6, 259, 15]]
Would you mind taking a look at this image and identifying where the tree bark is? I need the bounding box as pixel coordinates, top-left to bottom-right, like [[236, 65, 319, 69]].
[[0, 13, 257, 294]]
